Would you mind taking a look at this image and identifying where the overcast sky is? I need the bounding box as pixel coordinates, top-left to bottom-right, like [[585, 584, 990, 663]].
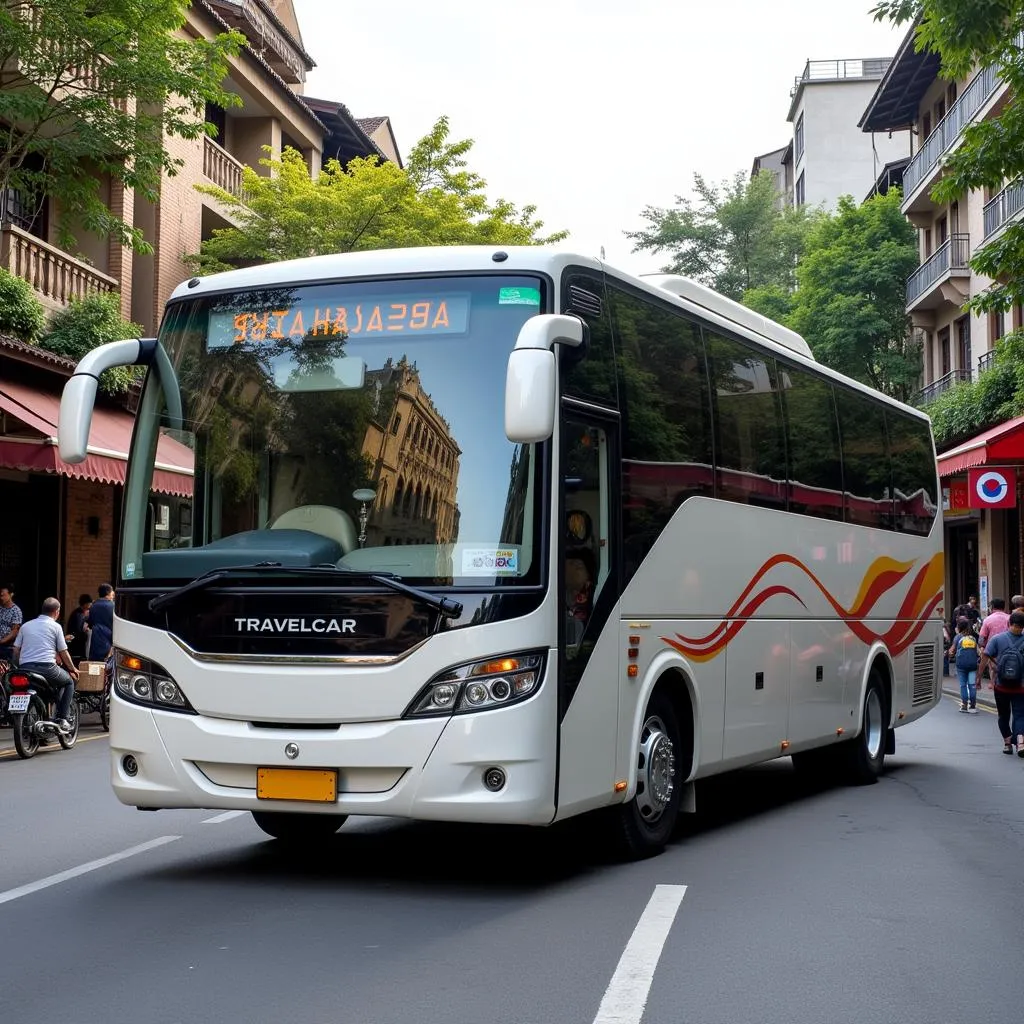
[[293, 0, 907, 275]]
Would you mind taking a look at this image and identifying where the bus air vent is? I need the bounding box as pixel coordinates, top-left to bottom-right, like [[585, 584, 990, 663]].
[[566, 285, 602, 319], [911, 643, 937, 706]]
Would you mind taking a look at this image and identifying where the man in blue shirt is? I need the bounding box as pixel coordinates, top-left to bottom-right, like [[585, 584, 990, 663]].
[[87, 583, 114, 661], [982, 610, 1024, 756], [14, 597, 79, 732]]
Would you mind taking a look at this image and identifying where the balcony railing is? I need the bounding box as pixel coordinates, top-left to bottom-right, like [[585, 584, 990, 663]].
[[0, 223, 117, 308], [917, 367, 972, 405], [978, 349, 998, 375], [792, 57, 891, 92], [904, 63, 1001, 199], [203, 137, 244, 196], [906, 233, 971, 305], [983, 178, 1024, 240]]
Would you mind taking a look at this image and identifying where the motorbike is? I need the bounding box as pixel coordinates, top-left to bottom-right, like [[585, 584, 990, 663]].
[[5, 668, 80, 758]]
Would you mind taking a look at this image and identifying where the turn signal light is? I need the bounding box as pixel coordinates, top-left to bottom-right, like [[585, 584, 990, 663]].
[[472, 658, 519, 675], [627, 665, 638, 678], [121, 655, 144, 671]]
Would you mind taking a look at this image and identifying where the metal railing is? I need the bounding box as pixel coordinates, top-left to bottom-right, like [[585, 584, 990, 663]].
[[983, 178, 1024, 239], [906, 233, 971, 305], [978, 349, 998, 375], [203, 137, 244, 196], [0, 224, 117, 307], [917, 367, 972, 404], [792, 57, 891, 91]]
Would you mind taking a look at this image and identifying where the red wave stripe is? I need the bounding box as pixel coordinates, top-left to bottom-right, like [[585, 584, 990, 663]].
[[661, 552, 943, 663]]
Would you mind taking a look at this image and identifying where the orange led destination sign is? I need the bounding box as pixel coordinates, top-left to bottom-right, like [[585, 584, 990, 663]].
[[209, 294, 470, 348]]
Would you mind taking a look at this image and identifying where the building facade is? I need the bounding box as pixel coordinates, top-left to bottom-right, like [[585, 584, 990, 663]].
[[861, 22, 1024, 612], [755, 58, 911, 210], [0, 0, 399, 628]]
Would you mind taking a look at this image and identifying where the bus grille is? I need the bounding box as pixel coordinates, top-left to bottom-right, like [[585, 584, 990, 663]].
[[911, 643, 938, 706]]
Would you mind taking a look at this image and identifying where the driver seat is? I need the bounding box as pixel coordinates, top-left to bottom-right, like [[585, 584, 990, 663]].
[[270, 504, 359, 554]]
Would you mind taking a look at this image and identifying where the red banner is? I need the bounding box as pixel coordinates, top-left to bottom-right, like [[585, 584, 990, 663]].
[[944, 478, 970, 515], [967, 467, 1018, 508]]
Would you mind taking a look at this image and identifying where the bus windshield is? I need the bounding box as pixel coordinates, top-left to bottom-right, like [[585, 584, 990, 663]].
[[121, 274, 547, 587]]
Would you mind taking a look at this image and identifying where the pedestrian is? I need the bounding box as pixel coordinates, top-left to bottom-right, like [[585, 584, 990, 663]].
[[942, 621, 952, 677], [87, 583, 114, 661], [949, 617, 981, 713], [0, 584, 23, 664], [952, 594, 982, 635], [65, 593, 92, 664], [979, 597, 1011, 687], [13, 597, 78, 733], [981, 610, 1024, 756]]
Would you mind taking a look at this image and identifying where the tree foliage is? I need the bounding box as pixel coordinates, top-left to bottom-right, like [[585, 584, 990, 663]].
[[0, 0, 243, 252], [39, 291, 143, 394], [873, 0, 1024, 314], [627, 170, 820, 301], [192, 117, 565, 272], [0, 268, 46, 341], [786, 191, 921, 400]]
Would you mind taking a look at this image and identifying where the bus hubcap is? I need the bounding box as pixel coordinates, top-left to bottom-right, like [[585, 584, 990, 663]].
[[637, 714, 675, 822], [865, 688, 884, 760]]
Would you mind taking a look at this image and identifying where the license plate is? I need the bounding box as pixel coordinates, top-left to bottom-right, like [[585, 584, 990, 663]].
[[7, 694, 30, 713], [256, 768, 338, 803]]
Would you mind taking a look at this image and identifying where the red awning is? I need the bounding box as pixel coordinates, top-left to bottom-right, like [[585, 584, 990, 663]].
[[937, 415, 1024, 478], [0, 381, 193, 497]]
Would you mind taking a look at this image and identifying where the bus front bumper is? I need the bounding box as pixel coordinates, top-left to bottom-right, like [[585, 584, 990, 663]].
[[108, 693, 556, 826]]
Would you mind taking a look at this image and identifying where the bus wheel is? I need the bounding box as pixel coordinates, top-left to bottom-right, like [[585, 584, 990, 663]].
[[251, 811, 348, 841], [842, 669, 888, 785], [609, 690, 683, 859]]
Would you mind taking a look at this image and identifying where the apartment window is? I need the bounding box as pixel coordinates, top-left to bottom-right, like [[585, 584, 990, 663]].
[[795, 172, 805, 207], [922, 111, 932, 138], [939, 326, 951, 377], [205, 102, 226, 146], [991, 309, 1006, 344], [1014, 303, 1024, 332], [794, 113, 805, 163], [924, 228, 933, 258], [935, 98, 946, 124], [937, 215, 948, 244], [956, 316, 971, 370], [947, 82, 958, 107]]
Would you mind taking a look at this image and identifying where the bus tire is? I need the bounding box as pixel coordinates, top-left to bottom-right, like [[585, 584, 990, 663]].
[[251, 811, 348, 842], [607, 689, 683, 859], [841, 668, 888, 785]]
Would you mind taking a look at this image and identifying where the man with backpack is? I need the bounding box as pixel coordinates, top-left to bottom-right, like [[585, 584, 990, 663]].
[[981, 610, 1024, 756]]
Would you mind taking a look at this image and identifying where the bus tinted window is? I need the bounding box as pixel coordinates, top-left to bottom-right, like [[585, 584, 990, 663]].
[[706, 332, 787, 510], [609, 287, 713, 579], [778, 365, 844, 521], [887, 410, 938, 535], [835, 389, 892, 529], [560, 271, 618, 407]]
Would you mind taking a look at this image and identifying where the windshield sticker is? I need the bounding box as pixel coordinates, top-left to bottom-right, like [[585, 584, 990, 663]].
[[124, 562, 136, 578], [498, 286, 540, 306], [462, 548, 520, 576]]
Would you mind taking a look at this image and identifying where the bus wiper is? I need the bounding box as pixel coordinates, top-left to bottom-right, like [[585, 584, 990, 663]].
[[148, 562, 463, 619]]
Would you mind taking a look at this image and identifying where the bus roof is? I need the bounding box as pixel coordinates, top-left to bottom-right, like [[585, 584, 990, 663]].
[[170, 246, 928, 421]]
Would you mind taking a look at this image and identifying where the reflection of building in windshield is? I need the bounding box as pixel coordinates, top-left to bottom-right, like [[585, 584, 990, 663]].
[[361, 356, 461, 547]]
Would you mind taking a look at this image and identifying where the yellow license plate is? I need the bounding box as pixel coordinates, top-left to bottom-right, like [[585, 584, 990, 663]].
[[256, 768, 338, 803]]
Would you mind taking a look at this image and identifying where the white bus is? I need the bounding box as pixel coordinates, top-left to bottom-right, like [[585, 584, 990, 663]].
[[58, 247, 943, 858]]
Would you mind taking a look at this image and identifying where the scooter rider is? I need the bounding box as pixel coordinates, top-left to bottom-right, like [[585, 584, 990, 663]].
[[13, 597, 79, 733]]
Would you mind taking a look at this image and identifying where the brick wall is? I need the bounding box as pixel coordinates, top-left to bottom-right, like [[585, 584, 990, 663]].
[[63, 478, 116, 613]]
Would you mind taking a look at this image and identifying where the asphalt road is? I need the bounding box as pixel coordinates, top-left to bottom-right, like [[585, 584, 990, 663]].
[[2, 695, 1022, 1024]]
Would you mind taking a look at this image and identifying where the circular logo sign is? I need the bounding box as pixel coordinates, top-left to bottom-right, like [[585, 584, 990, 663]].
[[975, 470, 1010, 504]]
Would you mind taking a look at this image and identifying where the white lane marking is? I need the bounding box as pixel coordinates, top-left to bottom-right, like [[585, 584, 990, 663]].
[[592, 883, 688, 1024], [202, 810, 247, 824], [0, 836, 180, 906]]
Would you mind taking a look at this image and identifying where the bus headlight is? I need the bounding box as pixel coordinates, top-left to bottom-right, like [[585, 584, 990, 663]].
[[404, 652, 545, 718], [113, 649, 196, 714]]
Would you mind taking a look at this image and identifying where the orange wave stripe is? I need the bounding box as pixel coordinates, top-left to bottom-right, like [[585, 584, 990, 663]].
[[661, 552, 943, 662]]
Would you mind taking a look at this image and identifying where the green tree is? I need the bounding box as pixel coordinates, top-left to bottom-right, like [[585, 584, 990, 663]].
[[786, 191, 921, 400], [39, 291, 143, 394], [0, 268, 46, 341], [627, 170, 820, 301], [192, 117, 565, 272], [0, 0, 242, 252], [872, 0, 1024, 314]]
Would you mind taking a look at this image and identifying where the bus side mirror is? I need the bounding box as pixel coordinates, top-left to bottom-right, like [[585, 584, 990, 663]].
[[58, 338, 163, 463], [505, 315, 584, 444]]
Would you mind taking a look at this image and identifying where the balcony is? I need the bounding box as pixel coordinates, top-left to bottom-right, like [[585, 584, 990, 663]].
[[203, 137, 244, 196], [901, 40, 1022, 211], [982, 178, 1024, 242], [978, 349, 998, 375], [906, 234, 971, 313], [0, 224, 117, 313], [917, 367, 972, 405]]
